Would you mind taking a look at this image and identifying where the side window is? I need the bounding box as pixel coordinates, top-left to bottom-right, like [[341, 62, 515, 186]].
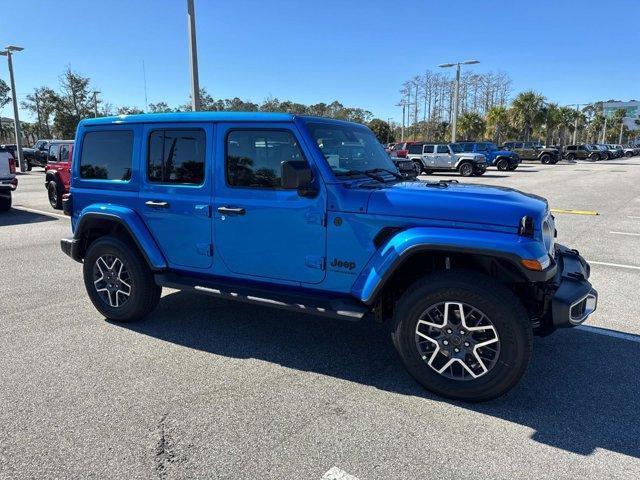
[[226, 130, 305, 189], [566, 146, 576, 151], [148, 129, 205, 184], [59, 144, 70, 162], [504, 142, 513, 149], [514, 142, 524, 149], [476, 143, 488, 152], [48, 144, 60, 163], [524, 142, 534, 148], [436, 145, 449, 154], [80, 130, 133, 181], [408, 144, 423, 154], [424, 145, 434, 153], [461, 143, 474, 152]]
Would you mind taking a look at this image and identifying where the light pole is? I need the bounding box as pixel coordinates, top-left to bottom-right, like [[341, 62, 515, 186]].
[[187, 0, 201, 111], [438, 60, 479, 142], [0, 45, 25, 172], [92, 90, 101, 117]]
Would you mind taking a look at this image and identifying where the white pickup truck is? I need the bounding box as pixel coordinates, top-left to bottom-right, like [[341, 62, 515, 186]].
[[0, 146, 18, 211]]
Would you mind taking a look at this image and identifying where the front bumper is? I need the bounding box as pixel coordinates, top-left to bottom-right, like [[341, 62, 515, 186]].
[[549, 244, 597, 327]]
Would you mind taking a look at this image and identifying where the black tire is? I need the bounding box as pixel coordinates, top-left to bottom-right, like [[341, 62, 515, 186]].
[[47, 179, 62, 209], [566, 153, 576, 161], [506, 164, 518, 171], [423, 170, 434, 175], [496, 158, 509, 171], [0, 193, 11, 212], [539, 154, 551, 164], [459, 162, 474, 177], [549, 158, 559, 164], [602, 153, 609, 160], [392, 270, 532, 402], [472, 169, 485, 176], [588, 154, 599, 162], [83, 235, 161, 322], [412, 160, 423, 175], [626, 151, 633, 158]]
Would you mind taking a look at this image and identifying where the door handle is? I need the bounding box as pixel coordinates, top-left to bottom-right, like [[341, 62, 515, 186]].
[[145, 200, 170, 209], [217, 206, 246, 216]]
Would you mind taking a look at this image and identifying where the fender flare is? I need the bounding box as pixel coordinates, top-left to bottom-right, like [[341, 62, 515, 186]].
[[350, 227, 554, 305], [74, 205, 167, 270]]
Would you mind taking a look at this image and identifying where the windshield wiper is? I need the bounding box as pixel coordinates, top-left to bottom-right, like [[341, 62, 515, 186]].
[[365, 168, 404, 180], [335, 169, 386, 182]]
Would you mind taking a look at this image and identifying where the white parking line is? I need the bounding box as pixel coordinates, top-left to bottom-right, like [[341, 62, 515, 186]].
[[627, 216, 640, 219], [322, 467, 359, 480], [12, 206, 68, 219], [577, 325, 640, 344], [609, 231, 640, 237], [589, 261, 640, 271]]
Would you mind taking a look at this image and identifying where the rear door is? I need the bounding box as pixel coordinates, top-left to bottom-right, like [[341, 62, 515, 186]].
[[138, 123, 214, 270], [423, 145, 435, 167]]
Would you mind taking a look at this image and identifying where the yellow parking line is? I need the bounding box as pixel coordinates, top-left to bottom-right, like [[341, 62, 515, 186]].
[[550, 208, 599, 216]]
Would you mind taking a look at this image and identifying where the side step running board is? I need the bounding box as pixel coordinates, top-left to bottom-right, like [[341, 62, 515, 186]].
[[155, 273, 370, 321]]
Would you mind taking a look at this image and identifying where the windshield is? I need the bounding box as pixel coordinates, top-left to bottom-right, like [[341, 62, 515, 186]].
[[486, 143, 499, 151], [449, 143, 463, 153], [306, 121, 397, 176]]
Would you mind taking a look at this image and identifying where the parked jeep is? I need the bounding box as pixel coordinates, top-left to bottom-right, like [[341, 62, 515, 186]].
[[590, 144, 611, 160], [563, 144, 602, 161], [409, 143, 486, 176], [0, 145, 18, 211], [622, 145, 637, 157], [44, 140, 74, 209], [457, 141, 520, 171], [61, 112, 597, 402], [502, 141, 560, 164], [604, 144, 623, 158]]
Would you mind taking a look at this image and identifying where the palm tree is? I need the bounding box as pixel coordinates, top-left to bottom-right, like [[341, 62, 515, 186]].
[[542, 103, 561, 146], [485, 105, 510, 145], [556, 106, 577, 150], [457, 112, 486, 140], [509, 91, 546, 141]]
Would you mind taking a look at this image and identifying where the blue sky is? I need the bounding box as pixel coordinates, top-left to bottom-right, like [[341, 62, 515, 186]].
[[1, 0, 638, 123]]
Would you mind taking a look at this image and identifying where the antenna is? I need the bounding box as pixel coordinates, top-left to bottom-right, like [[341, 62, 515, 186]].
[[142, 60, 148, 111]]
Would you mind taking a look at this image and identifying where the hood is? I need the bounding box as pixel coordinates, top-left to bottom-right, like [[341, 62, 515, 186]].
[[366, 180, 548, 231]]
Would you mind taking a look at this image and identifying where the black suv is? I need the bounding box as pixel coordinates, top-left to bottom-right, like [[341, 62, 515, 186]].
[[564, 144, 602, 161]]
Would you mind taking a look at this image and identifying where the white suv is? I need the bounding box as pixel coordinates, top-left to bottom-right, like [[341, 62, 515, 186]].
[[0, 146, 17, 211]]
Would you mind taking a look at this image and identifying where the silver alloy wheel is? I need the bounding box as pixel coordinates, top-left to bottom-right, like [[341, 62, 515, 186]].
[[460, 163, 472, 176], [93, 255, 132, 308], [415, 301, 500, 380]]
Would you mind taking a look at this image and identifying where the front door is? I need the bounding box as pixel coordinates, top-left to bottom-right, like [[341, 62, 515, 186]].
[[213, 123, 326, 284], [138, 123, 213, 270], [435, 145, 453, 168]]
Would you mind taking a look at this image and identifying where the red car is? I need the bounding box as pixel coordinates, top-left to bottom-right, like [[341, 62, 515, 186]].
[[390, 141, 421, 158], [44, 140, 74, 209]]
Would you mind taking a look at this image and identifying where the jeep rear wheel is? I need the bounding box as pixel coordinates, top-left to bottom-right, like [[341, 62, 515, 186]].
[[566, 153, 576, 161], [47, 180, 62, 209], [459, 162, 473, 177], [412, 160, 423, 175], [392, 271, 532, 402], [83, 235, 161, 322], [496, 158, 509, 171]]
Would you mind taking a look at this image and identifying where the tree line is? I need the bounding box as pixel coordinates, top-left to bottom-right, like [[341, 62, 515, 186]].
[[1, 67, 638, 148], [0, 68, 374, 144]]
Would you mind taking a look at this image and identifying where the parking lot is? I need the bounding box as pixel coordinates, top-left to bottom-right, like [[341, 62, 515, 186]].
[[1, 158, 640, 479]]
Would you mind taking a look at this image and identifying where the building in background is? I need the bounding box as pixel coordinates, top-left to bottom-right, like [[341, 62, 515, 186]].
[[603, 101, 639, 131]]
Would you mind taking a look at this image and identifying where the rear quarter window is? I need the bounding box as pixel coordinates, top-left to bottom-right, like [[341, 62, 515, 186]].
[[80, 130, 134, 181]]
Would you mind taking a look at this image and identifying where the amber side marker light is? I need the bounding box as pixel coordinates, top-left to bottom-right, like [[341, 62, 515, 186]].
[[521, 259, 543, 271]]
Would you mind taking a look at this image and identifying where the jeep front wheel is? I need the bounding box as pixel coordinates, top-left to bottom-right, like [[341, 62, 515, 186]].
[[540, 154, 551, 164], [496, 158, 509, 171], [412, 160, 423, 175], [458, 162, 473, 177], [83, 235, 161, 322], [392, 271, 532, 402]]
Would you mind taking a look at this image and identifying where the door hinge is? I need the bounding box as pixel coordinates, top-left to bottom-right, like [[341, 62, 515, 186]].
[[305, 255, 325, 270], [197, 243, 214, 256]]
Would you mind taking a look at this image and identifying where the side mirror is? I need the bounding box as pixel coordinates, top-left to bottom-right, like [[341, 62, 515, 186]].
[[281, 160, 316, 197]]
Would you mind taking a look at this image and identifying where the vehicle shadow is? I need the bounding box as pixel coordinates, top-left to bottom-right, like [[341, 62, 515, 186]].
[[0, 208, 58, 227], [116, 290, 640, 459]]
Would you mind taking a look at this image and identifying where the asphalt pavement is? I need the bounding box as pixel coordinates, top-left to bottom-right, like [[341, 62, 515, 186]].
[[1, 159, 639, 479]]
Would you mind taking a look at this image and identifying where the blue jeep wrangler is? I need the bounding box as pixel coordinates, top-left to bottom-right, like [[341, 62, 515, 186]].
[[458, 141, 520, 171], [60, 112, 597, 401]]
